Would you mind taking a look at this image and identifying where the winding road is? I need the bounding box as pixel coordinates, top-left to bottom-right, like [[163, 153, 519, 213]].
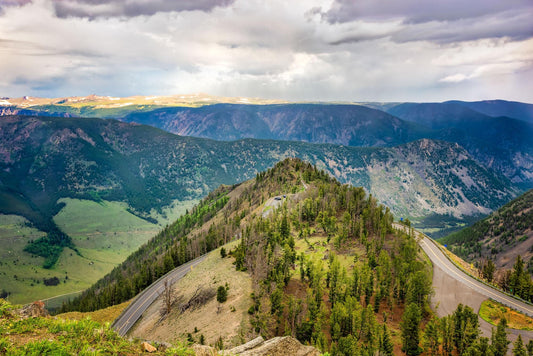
[[112, 255, 207, 337], [419, 233, 533, 317], [395, 223, 533, 344], [394, 223, 532, 317]]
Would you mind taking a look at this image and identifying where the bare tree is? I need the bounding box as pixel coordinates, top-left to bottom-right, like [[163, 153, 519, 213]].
[[160, 279, 175, 317]]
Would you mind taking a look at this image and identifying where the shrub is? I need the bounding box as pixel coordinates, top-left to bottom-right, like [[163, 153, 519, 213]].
[[216, 286, 228, 303], [43, 277, 60, 286]]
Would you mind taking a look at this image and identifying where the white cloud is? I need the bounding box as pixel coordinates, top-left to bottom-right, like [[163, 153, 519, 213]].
[[0, 0, 532, 102], [440, 74, 469, 83]]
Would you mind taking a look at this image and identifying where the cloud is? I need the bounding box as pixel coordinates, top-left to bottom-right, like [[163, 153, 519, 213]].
[[0, 0, 31, 5], [323, 0, 532, 24], [0, 0, 30, 14], [440, 74, 469, 83], [321, 0, 533, 45], [321, 20, 402, 45], [1, 0, 236, 18], [392, 10, 533, 44], [0, 0, 532, 103]]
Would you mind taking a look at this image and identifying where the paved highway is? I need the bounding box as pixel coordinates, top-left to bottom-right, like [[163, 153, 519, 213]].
[[394, 223, 533, 317], [112, 255, 207, 336], [419, 236, 533, 317]]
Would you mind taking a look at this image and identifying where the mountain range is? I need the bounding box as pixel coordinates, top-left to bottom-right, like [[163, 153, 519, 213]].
[[386, 102, 533, 185], [0, 115, 515, 235], [0, 96, 530, 306], [117, 102, 533, 186], [2, 96, 532, 188]]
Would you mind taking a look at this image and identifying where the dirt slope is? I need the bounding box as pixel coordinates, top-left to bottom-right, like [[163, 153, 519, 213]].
[[129, 242, 254, 348]]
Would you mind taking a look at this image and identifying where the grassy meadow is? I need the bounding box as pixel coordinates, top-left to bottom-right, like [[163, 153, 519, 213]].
[[0, 299, 195, 355], [0, 198, 197, 305], [479, 299, 533, 331]]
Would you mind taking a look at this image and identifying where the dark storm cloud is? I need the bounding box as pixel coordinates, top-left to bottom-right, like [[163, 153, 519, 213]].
[[54, 0, 236, 18], [0, 0, 30, 14], [2, 0, 236, 18], [392, 13, 533, 44], [324, 0, 532, 24], [322, 0, 533, 44]]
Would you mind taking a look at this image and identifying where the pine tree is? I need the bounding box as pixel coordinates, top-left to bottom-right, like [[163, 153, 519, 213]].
[[481, 259, 496, 283], [401, 303, 422, 355], [463, 337, 492, 356], [508, 255, 532, 300], [407, 270, 433, 308], [452, 304, 480, 354], [423, 317, 440, 356], [280, 213, 290, 240], [527, 339, 533, 356], [439, 315, 454, 356], [329, 254, 341, 306], [216, 285, 228, 303], [380, 324, 394, 356], [513, 335, 527, 356], [490, 318, 510, 356]]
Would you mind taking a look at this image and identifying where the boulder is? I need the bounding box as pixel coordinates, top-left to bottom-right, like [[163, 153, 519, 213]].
[[19, 300, 48, 318], [141, 341, 156, 353]]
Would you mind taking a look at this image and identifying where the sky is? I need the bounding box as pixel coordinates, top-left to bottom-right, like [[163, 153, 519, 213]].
[[0, 0, 532, 102]]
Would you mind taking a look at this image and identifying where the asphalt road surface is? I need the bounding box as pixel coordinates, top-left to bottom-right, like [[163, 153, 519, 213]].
[[419, 235, 533, 317], [112, 255, 207, 337], [394, 223, 532, 318]]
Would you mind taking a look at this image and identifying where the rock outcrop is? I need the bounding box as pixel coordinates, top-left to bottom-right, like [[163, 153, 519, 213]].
[[19, 301, 48, 318], [194, 336, 320, 356]]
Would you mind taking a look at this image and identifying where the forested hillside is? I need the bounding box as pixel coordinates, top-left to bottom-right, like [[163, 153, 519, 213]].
[[122, 102, 533, 186], [441, 189, 533, 302], [1, 115, 515, 269], [62, 159, 521, 355], [121, 103, 428, 146], [441, 190, 533, 265], [447, 100, 533, 124]]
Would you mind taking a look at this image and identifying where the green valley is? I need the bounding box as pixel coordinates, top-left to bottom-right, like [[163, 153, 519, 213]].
[[0, 198, 196, 305]]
